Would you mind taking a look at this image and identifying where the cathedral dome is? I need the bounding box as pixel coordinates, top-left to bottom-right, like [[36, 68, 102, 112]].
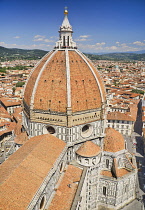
[[104, 127, 125, 152], [24, 49, 106, 113], [23, 8, 106, 136]]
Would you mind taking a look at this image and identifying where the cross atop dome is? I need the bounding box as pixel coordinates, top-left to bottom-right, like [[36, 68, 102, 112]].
[[55, 7, 77, 49]]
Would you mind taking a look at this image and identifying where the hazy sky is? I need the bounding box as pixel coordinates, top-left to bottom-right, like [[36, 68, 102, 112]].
[[0, 0, 145, 53]]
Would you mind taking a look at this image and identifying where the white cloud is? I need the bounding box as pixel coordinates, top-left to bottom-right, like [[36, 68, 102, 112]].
[[34, 38, 44, 42], [33, 35, 54, 43], [96, 42, 106, 46], [120, 43, 128, 48], [13, 36, 20, 39], [0, 41, 53, 50], [43, 39, 54, 43], [0, 42, 18, 48], [77, 40, 142, 53], [1, 38, 144, 53], [105, 44, 139, 52], [34, 35, 45, 39], [115, 42, 128, 48], [77, 42, 106, 50], [75, 35, 91, 42], [33, 35, 45, 42], [50, 36, 58, 39], [75, 38, 88, 41], [133, 41, 145, 46], [80, 35, 90, 38], [0, 42, 5, 45], [105, 46, 117, 50]]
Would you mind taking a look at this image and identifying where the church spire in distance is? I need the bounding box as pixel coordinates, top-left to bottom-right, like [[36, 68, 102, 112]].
[[55, 7, 77, 49]]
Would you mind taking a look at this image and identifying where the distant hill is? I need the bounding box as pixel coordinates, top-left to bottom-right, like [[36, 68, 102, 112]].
[[88, 50, 145, 55], [0, 46, 48, 61], [0, 46, 145, 62], [84, 52, 145, 61]]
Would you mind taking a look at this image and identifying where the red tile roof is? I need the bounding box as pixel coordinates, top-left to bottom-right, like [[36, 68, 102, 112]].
[[24, 52, 53, 106], [48, 165, 82, 210], [14, 131, 28, 144], [100, 170, 113, 177], [0, 97, 21, 107], [76, 141, 100, 157], [107, 111, 134, 122], [0, 134, 66, 210], [113, 158, 130, 177], [104, 127, 125, 152], [24, 50, 106, 113]]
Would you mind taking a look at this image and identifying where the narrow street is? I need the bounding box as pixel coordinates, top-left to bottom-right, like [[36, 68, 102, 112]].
[[124, 100, 145, 210]]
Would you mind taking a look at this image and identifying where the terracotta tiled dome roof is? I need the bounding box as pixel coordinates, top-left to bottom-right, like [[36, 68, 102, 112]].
[[104, 127, 125, 152], [24, 49, 106, 113], [76, 141, 101, 157]]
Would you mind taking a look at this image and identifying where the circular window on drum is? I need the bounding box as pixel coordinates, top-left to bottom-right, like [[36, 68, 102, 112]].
[[47, 126, 55, 134], [81, 124, 93, 138]]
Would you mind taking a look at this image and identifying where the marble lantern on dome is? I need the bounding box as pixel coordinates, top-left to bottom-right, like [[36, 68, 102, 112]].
[[55, 7, 77, 49]]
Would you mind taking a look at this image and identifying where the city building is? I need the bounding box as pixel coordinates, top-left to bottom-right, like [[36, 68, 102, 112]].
[[107, 111, 134, 136], [0, 97, 21, 114]]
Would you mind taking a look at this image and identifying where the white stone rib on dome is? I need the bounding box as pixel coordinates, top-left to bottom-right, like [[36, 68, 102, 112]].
[[23, 51, 52, 96], [65, 49, 71, 109], [30, 50, 58, 109]]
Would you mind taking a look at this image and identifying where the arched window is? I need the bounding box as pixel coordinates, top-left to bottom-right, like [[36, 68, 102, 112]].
[[67, 36, 69, 46], [103, 186, 107, 196], [85, 158, 89, 164], [63, 36, 65, 46], [106, 159, 109, 168], [124, 184, 128, 193]]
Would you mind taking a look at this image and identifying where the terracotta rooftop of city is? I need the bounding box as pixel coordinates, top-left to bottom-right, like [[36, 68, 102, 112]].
[[0, 97, 21, 107], [107, 111, 134, 122]]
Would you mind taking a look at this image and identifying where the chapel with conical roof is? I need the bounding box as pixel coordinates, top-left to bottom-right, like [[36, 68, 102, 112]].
[[0, 8, 137, 210]]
